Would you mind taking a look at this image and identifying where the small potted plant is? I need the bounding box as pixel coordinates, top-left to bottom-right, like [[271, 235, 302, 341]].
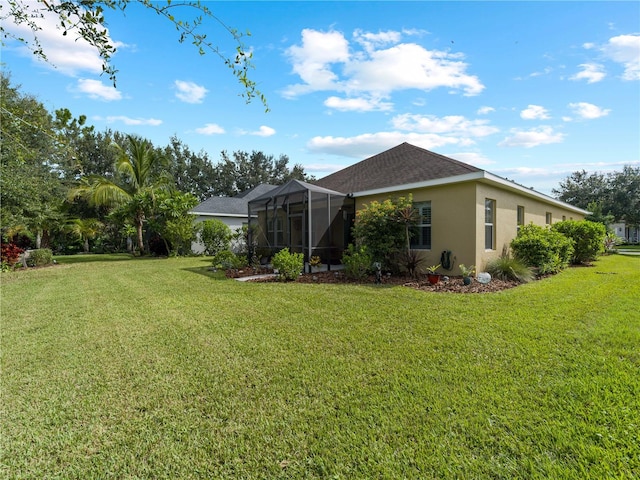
[[459, 264, 476, 285], [309, 255, 323, 273], [425, 264, 441, 285]]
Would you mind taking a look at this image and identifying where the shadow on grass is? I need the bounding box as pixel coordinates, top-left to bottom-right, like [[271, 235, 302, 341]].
[[181, 266, 228, 281], [54, 253, 137, 265]]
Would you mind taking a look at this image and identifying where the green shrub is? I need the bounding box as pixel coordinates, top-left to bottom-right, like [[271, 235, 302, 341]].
[[486, 247, 534, 283], [212, 250, 244, 270], [199, 219, 232, 256], [27, 249, 54, 267], [552, 220, 606, 264], [272, 248, 303, 281], [352, 196, 415, 271], [341, 244, 373, 280], [511, 224, 574, 275]]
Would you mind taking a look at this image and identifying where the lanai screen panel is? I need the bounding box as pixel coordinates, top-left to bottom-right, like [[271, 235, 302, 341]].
[[247, 180, 350, 263]]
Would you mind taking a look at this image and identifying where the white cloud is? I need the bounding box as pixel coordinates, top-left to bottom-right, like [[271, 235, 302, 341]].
[[448, 152, 496, 166], [324, 96, 393, 112], [307, 132, 466, 158], [353, 29, 402, 51], [195, 123, 225, 135], [570, 63, 606, 83], [477, 106, 495, 115], [101, 116, 162, 126], [75, 79, 122, 101], [568, 102, 611, 119], [602, 34, 640, 80], [174, 80, 208, 103], [1, 1, 121, 76], [499, 126, 565, 148], [284, 28, 484, 100], [520, 105, 550, 120], [253, 126, 276, 137], [391, 113, 499, 137], [283, 29, 350, 97]]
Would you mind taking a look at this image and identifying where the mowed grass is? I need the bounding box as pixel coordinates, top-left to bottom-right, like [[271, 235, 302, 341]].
[[1, 254, 638, 479]]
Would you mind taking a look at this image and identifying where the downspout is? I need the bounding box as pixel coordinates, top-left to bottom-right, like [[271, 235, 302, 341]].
[[327, 193, 331, 271], [307, 190, 313, 273]]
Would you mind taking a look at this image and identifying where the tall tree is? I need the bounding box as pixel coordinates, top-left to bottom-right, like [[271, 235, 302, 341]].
[[608, 166, 640, 226], [552, 170, 608, 209], [70, 134, 170, 255], [160, 136, 218, 201], [0, 72, 67, 246], [213, 150, 313, 197], [553, 167, 640, 226], [1, 0, 267, 109]]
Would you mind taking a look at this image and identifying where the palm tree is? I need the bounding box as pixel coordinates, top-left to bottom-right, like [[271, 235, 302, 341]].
[[70, 135, 168, 255], [67, 218, 103, 253]]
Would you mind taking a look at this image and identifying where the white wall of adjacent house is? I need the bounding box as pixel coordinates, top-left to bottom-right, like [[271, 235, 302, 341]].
[[191, 214, 247, 254], [610, 222, 640, 244]]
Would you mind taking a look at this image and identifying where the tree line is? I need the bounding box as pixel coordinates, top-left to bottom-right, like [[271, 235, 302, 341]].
[[552, 168, 640, 228], [0, 72, 310, 256]]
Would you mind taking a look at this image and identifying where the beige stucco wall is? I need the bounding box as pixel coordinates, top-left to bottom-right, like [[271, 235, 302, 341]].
[[474, 181, 586, 270], [356, 179, 586, 274], [356, 182, 478, 273]]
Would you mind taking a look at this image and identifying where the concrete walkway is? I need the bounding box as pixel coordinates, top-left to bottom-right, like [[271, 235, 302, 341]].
[[235, 274, 277, 282], [618, 249, 640, 256]]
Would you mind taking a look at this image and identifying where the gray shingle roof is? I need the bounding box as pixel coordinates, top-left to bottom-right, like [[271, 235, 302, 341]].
[[248, 179, 345, 205], [191, 184, 277, 215], [314, 142, 482, 193]]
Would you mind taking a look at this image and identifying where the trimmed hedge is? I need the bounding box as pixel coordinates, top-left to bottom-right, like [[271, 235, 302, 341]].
[[552, 220, 606, 264], [511, 224, 573, 275], [27, 249, 54, 267]]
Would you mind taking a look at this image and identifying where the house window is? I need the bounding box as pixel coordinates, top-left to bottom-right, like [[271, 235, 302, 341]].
[[517, 205, 525, 231], [485, 198, 496, 250], [546, 212, 552, 225], [411, 201, 432, 249], [267, 216, 284, 246]]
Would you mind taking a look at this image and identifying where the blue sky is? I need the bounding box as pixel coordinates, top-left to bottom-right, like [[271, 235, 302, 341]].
[[2, 1, 639, 195]]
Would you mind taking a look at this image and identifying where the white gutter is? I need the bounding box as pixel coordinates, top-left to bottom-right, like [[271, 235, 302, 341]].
[[189, 212, 257, 218], [352, 171, 590, 216]]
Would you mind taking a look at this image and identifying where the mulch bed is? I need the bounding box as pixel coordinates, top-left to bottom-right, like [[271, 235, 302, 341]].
[[241, 269, 521, 293]]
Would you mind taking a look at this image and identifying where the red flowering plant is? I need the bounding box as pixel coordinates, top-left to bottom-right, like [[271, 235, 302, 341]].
[[1, 243, 24, 270]]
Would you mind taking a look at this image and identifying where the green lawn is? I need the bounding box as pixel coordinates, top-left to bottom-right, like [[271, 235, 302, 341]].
[[1, 254, 638, 479]]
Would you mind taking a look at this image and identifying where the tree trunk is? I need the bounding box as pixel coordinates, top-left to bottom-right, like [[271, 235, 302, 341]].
[[84, 237, 90, 253], [36, 229, 42, 249], [136, 214, 145, 255]]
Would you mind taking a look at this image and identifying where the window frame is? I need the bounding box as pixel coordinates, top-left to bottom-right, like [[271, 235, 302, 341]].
[[517, 205, 525, 231], [410, 201, 432, 250], [485, 198, 496, 250]]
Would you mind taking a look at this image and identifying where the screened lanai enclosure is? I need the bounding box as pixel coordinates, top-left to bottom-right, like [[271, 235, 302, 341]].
[[247, 180, 355, 271]]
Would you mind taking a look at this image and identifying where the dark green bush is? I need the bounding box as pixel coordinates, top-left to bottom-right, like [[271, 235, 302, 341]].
[[352, 196, 414, 271], [486, 247, 534, 283], [341, 244, 373, 280], [212, 250, 244, 270], [272, 248, 303, 281], [27, 249, 54, 267], [199, 219, 232, 256], [511, 224, 573, 275], [551, 220, 606, 264]]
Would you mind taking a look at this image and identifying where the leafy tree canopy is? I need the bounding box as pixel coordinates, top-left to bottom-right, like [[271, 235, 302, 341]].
[[214, 150, 314, 197], [553, 167, 640, 226]]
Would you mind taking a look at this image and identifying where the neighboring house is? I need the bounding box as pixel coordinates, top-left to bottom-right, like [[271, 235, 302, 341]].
[[610, 222, 640, 244], [190, 184, 276, 253], [248, 143, 589, 272]]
